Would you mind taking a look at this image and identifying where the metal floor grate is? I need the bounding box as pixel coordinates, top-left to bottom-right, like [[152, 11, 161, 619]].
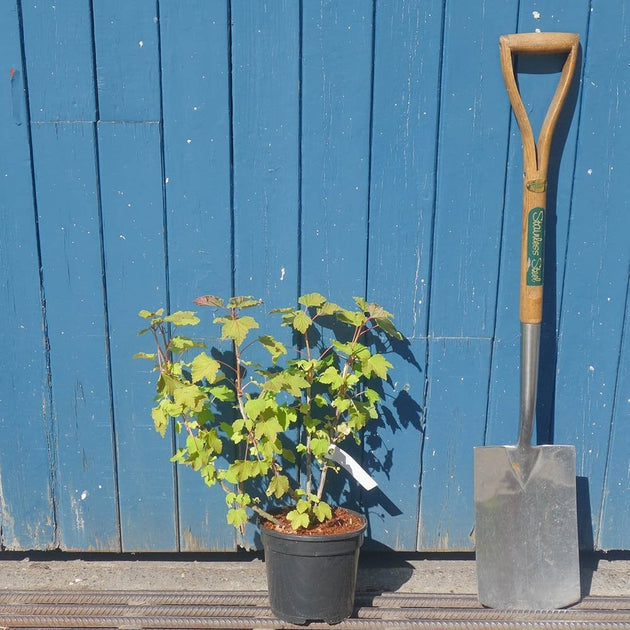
[[1, 590, 630, 629]]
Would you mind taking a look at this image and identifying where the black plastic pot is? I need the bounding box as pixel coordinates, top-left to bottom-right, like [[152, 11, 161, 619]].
[[260, 509, 367, 625]]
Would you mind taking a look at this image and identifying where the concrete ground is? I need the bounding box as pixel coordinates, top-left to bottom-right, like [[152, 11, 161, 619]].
[[0, 551, 629, 598]]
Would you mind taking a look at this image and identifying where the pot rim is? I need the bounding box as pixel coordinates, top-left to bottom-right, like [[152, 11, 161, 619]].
[[260, 507, 367, 542]]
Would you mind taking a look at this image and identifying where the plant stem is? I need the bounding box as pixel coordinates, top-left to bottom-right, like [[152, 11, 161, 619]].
[[251, 504, 282, 527], [317, 465, 329, 500], [305, 433, 312, 496], [218, 479, 282, 527]]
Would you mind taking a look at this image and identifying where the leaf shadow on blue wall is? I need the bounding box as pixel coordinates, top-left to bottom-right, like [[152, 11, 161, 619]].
[[360, 337, 424, 543]]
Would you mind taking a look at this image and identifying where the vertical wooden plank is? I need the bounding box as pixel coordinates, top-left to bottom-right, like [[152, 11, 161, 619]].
[[301, 0, 374, 297], [421, 1, 516, 550], [555, 0, 630, 549], [428, 3, 514, 339], [98, 121, 177, 551], [365, 0, 443, 550], [0, 1, 56, 550], [20, 0, 96, 122], [599, 286, 630, 550], [91, 0, 168, 551], [230, 0, 301, 549], [93, 0, 161, 122], [421, 339, 492, 550], [160, 0, 232, 299], [159, 0, 235, 551], [299, 0, 375, 526], [31, 122, 120, 551], [232, 0, 300, 307]]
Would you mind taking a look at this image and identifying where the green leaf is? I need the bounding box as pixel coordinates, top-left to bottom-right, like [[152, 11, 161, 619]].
[[202, 428, 223, 455], [292, 310, 312, 334], [170, 448, 187, 464], [355, 299, 403, 340], [318, 366, 343, 389], [208, 384, 235, 402], [162, 399, 184, 417], [263, 371, 309, 396], [164, 311, 200, 326], [218, 315, 259, 345], [157, 372, 181, 396], [139, 308, 163, 319], [133, 352, 156, 360], [227, 507, 249, 528], [193, 295, 224, 307], [276, 406, 297, 430], [364, 353, 392, 379], [286, 509, 310, 530], [169, 335, 205, 353], [298, 292, 326, 308], [173, 383, 207, 413], [313, 501, 332, 523], [312, 394, 328, 408], [258, 335, 287, 364], [348, 401, 376, 430], [310, 437, 330, 458], [228, 296, 263, 309], [201, 463, 217, 486], [254, 417, 284, 443], [336, 308, 365, 327], [244, 396, 274, 421], [151, 405, 169, 437], [266, 475, 290, 499], [191, 352, 221, 384], [332, 397, 352, 413], [352, 297, 370, 312], [225, 460, 268, 483], [317, 301, 341, 316], [374, 317, 402, 340], [221, 465, 239, 484]]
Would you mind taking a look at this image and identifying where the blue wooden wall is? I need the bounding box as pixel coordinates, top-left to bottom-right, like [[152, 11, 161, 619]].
[[1, 0, 628, 552]]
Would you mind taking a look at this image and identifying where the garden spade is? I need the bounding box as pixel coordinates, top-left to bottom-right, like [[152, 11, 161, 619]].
[[474, 32, 580, 610]]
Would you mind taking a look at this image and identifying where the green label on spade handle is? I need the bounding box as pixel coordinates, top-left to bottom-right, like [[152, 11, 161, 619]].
[[527, 207, 545, 286]]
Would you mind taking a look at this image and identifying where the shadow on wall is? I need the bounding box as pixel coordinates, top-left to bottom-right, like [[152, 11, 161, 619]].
[[245, 331, 425, 552]]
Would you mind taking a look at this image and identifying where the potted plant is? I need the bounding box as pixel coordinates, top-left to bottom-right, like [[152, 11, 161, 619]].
[[135, 292, 402, 624]]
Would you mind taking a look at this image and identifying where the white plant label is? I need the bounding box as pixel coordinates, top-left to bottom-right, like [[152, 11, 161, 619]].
[[327, 445, 378, 491]]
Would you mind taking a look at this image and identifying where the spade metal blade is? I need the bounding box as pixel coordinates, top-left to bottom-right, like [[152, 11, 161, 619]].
[[474, 444, 580, 609]]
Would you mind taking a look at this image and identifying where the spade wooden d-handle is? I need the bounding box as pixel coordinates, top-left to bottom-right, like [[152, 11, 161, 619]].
[[499, 32, 579, 324]]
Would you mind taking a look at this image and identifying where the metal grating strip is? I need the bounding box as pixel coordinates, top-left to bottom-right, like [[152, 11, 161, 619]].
[[0, 590, 629, 629]]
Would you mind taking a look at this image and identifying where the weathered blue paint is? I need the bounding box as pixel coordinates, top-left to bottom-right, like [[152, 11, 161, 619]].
[[364, 0, 443, 550], [1, 0, 629, 552], [0, 1, 56, 550], [421, 339, 492, 550], [159, 0, 236, 552], [300, 1, 373, 300], [554, 0, 630, 550], [93, 1, 161, 123], [421, 0, 516, 551], [230, 0, 302, 550], [31, 122, 119, 551], [98, 121, 177, 551], [20, 1, 96, 122]]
